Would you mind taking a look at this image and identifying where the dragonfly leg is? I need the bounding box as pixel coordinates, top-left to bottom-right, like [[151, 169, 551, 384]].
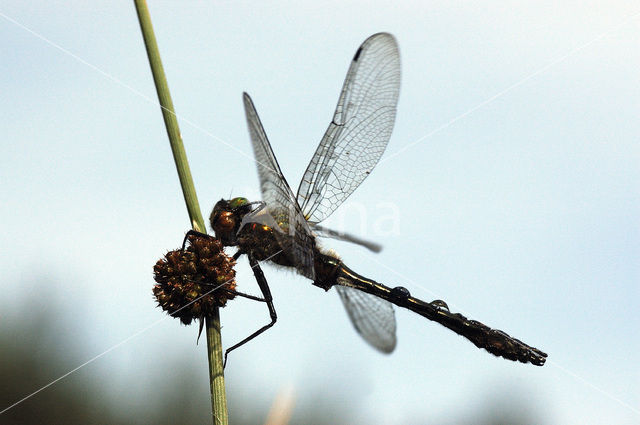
[[220, 287, 267, 302], [223, 254, 277, 367], [181, 229, 212, 250], [183, 277, 268, 303]]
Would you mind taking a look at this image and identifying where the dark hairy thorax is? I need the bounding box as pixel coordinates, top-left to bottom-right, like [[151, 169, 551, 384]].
[[236, 222, 342, 289], [236, 222, 295, 267]]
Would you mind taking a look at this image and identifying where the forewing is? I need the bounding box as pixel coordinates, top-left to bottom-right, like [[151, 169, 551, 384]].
[[297, 33, 401, 223], [335, 282, 397, 353], [243, 93, 315, 279]]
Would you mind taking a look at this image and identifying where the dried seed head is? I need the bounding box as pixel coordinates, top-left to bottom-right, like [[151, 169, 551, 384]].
[[153, 234, 236, 325]]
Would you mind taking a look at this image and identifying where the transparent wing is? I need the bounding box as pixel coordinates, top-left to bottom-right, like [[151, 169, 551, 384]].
[[310, 223, 382, 253], [243, 93, 315, 279], [297, 33, 401, 223], [335, 282, 397, 353]]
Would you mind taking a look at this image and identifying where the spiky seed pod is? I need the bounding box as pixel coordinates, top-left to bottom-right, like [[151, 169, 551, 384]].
[[153, 234, 237, 325]]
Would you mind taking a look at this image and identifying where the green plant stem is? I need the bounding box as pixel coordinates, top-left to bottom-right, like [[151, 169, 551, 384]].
[[133, 1, 228, 423]]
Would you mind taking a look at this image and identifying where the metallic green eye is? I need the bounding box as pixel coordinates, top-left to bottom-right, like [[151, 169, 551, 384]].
[[229, 197, 249, 209]]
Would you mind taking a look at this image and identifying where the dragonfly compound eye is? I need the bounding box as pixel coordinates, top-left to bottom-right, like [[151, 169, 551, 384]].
[[212, 211, 237, 239], [229, 197, 249, 208]]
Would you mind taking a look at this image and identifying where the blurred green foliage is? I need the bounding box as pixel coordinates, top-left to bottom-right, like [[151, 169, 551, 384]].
[[0, 278, 542, 425]]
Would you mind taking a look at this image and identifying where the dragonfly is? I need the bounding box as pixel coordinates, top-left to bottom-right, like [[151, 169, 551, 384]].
[[197, 33, 547, 366]]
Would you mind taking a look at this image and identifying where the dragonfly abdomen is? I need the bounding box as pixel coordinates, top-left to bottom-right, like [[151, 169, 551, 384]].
[[331, 262, 547, 366], [312, 251, 343, 291]]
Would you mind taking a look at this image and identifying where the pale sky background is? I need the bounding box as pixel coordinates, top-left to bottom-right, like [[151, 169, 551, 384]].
[[1, 1, 639, 424]]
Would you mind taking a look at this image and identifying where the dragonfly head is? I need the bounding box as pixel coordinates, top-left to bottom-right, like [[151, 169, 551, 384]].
[[209, 197, 253, 246]]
